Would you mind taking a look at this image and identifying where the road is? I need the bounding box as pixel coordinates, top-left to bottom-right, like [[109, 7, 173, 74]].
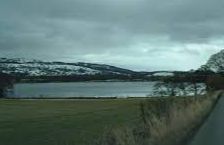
[[189, 94, 224, 145]]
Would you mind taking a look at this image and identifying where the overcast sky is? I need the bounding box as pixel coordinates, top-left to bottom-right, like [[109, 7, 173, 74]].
[[0, 0, 224, 71]]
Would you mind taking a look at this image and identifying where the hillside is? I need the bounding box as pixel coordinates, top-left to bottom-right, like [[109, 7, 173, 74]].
[[200, 50, 224, 72], [0, 58, 136, 77], [0, 58, 186, 82]]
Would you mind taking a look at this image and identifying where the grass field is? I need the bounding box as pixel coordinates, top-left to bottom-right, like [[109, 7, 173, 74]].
[[0, 99, 141, 145]]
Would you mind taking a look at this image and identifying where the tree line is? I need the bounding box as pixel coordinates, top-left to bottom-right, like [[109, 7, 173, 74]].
[[153, 72, 224, 97]]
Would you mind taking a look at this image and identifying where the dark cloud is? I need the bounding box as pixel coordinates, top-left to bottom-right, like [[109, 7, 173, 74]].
[[0, 0, 224, 70]]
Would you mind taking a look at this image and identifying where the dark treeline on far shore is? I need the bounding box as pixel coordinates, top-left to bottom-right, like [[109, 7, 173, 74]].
[[17, 73, 152, 83]]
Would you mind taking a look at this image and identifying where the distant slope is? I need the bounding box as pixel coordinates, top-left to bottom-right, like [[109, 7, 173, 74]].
[[200, 50, 224, 72], [0, 58, 189, 82], [0, 58, 136, 77]]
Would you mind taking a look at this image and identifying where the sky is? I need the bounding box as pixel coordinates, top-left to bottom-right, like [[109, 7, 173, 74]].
[[0, 0, 224, 71]]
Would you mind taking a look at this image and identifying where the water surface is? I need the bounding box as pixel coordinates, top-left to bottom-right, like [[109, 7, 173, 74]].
[[12, 82, 156, 98]]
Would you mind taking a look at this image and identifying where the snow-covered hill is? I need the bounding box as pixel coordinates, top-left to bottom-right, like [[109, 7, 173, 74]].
[[200, 50, 224, 72], [0, 58, 135, 76]]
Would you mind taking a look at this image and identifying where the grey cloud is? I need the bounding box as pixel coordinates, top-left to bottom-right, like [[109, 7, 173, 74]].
[[3, 0, 224, 40], [0, 0, 224, 70]]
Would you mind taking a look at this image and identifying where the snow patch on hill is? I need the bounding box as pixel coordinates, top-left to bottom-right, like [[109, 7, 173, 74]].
[[200, 50, 224, 72], [153, 72, 174, 77], [0, 58, 134, 76]]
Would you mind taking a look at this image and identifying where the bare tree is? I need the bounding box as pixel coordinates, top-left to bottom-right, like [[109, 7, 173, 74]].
[[153, 75, 206, 97]]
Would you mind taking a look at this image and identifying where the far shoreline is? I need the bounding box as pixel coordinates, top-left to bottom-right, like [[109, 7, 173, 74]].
[[16, 79, 155, 84], [4, 96, 153, 100]]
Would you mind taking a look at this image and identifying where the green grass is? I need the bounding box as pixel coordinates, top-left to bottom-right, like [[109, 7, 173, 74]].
[[0, 99, 141, 145]]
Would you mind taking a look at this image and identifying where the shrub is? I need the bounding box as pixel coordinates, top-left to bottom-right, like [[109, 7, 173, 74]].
[[0, 73, 14, 98], [95, 93, 220, 145], [206, 75, 224, 90]]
